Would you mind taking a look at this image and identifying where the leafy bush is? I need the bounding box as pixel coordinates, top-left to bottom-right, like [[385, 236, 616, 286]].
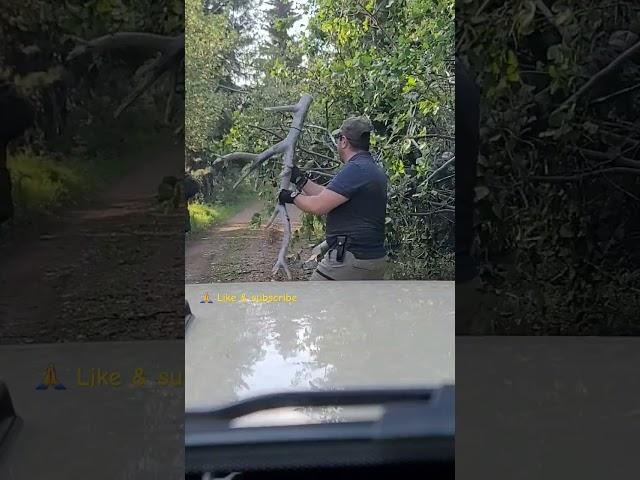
[[188, 0, 455, 280], [8, 152, 90, 218], [459, 0, 640, 333]]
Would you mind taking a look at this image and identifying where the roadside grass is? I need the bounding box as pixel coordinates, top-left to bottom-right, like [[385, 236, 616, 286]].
[[6, 122, 178, 226], [8, 152, 93, 220], [188, 190, 258, 233]]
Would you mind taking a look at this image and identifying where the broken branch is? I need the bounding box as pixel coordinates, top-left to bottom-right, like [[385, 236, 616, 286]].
[[66, 32, 182, 61], [212, 152, 260, 165], [224, 94, 314, 279], [426, 156, 455, 183], [66, 32, 185, 119], [554, 38, 640, 114], [232, 141, 287, 188], [246, 124, 338, 164], [265, 104, 298, 112], [530, 167, 640, 182]]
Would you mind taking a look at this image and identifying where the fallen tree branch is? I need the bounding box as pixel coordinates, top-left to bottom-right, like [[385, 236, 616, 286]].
[[225, 94, 314, 279], [530, 167, 640, 182], [212, 152, 260, 166], [246, 124, 338, 164], [590, 83, 640, 105], [554, 37, 640, 114], [66, 32, 185, 119], [576, 147, 640, 169], [217, 83, 249, 93], [265, 104, 298, 113], [268, 94, 314, 279], [426, 156, 455, 183], [113, 35, 184, 118], [66, 32, 181, 61], [232, 142, 287, 188]]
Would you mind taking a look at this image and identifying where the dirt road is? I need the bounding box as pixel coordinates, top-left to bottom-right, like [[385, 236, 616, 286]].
[[185, 200, 315, 283], [0, 142, 185, 344]]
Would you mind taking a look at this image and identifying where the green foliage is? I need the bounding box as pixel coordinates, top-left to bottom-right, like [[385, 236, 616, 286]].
[[304, 0, 455, 279], [1, 0, 183, 149], [188, 188, 255, 232], [459, 0, 640, 333], [185, 0, 240, 154], [187, 0, 454, 279], [188, 202, 224, 232], [249, 211, 262, 229], [8, 152, 91, 218], [301, 213, 326, 242], [1, 0, 183, 226]]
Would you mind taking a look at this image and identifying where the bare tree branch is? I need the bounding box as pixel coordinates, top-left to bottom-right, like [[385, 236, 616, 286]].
[[426, 156, 455, 183], [576, 147, 640, 169], [221, 95, 315, 279], [213, 152, 260, 165], [530, 167, 640, 182], [232, 141, 287, 188], [66, 32, 182, 61], [113, 35, 184, 118], [66, 32, 185, 119], [246, 124, 338, 164], [555, 38, 640, 114], [217, 83, 249, 93], [265, 104, 298, 112]]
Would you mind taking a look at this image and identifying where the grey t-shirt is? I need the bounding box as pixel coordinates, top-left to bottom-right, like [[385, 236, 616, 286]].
[[325, 152, 387, 259]]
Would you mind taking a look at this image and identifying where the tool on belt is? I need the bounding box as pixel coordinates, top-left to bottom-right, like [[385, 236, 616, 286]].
[[335, 235, 347, 262], [305, 236, 349, 265]]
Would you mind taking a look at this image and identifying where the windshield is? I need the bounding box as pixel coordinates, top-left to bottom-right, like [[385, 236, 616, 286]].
[[185, 281, 454, 414], [184, 0, 455, 474]]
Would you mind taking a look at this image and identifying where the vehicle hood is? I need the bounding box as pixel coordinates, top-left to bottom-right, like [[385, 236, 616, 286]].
[[185, 281, 454, 415]]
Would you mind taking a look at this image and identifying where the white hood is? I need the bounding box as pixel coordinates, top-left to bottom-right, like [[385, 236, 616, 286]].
[[185, 281, 455, 413]]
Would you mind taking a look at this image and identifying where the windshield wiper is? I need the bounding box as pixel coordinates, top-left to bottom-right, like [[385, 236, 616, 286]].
[[185, 385, 454, 473]]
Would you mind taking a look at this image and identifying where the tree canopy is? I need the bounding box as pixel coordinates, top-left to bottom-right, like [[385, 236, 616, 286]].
[[187, 0, 455, 280]]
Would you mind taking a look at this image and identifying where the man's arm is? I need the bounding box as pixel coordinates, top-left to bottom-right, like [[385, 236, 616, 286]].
[[291, 165, 325, 195], [293, 188, 348, 215], [300, 178, 325, 196]]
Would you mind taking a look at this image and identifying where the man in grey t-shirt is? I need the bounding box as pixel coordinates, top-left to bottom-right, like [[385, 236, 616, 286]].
[[278, 116, 388, 280]]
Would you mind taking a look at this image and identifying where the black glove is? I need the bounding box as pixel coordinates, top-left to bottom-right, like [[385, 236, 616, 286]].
[[290, 165, 308, 190], [278, 189, 299, 205]]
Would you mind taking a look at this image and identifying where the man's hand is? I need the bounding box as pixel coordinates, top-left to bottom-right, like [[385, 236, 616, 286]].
[[290, 165, 308, 190], [278, 189, 299, 205]]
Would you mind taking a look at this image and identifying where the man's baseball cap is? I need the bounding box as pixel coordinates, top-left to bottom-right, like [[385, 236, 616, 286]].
[[332, 116, 374, 146]]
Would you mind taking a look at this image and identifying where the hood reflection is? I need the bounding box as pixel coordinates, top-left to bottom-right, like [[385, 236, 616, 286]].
[[186, 281, 454, 412]]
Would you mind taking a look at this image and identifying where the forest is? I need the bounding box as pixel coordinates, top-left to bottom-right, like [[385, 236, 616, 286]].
[[458, 0, 640, 334], [1, 1, 187, 343], [0, 0, 184, 227], [185, 0, 455, 280]]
